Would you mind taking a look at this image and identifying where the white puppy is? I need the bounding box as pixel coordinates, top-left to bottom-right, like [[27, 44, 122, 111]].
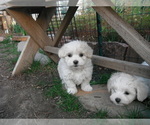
[[107, 62, 150, 106], [57, 40, 93, 94]]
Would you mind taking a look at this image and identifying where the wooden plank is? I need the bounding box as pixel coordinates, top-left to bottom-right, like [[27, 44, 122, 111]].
[[92, 6, 150, 66], [34, 7, 59, 62], [6, 0, 45, 7], [6, 0, 79, 7], [12, 36, 29, 41], [44, 46, 58, 55], [52, 7, 78, 46], [92, 55, 150, 78], [91, 0, 114, 6], [10, 7, 56, 76], [44, 46, 150, 78], [2, 0, 79, 7]]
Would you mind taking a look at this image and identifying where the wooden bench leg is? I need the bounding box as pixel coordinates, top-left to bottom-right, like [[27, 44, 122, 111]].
[[7, 6, 78, 76], [92, 6, 150, 65], [12, 37, 38, 75], [7, 8, 56, 76]]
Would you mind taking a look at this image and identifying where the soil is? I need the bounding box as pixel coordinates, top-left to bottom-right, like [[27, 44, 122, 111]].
[[0, 44, 92, 118]]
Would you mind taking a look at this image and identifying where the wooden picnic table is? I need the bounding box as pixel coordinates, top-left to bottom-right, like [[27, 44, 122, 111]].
[[0, 0, 150, 78]]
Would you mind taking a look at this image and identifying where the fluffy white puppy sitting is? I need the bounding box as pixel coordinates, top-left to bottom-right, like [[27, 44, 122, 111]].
[[107, 62, 150, 106], [57, 40, 93, 94]]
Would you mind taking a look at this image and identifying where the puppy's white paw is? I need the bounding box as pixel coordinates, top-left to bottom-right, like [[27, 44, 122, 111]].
[[81, 85, 93, 92], [67, 87, 78, 94]]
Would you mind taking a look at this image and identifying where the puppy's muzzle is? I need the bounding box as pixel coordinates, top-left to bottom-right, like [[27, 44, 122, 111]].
[[73, 60, 79, 67], [115, 98, 121, 103]]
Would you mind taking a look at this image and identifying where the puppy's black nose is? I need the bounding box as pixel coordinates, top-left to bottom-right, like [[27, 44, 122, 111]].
[[73, 60, 78, 65], [115, 98, 121, 103]]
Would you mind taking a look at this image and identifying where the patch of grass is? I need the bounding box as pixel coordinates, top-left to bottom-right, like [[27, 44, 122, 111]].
[[1, 36, 17, 51], [23, 61, 42, 74], [143, 98, 150, 108], [37, 80, 50, 86], [0, 37, 16, 50], [0, 37, 20, 67], [9, 55, 19, 65], [0, 36, 12, 44], [91, 73, 111, 85], [23, 58, 57, 75], [92, 109, 109, 118], [44, 60, 57, 71], [117, 107, 144, 118], [44, 78, 83, 112], [0, 43, 14, 49], [12, 23, 27, 35], [1, 37, 57, 74]]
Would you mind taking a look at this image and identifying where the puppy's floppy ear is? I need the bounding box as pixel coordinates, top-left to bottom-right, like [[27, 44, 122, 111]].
[[84, 43, 93, 58], [58, 45, 67, 58], [107, 76, 114, 93], [134, 80, 149, 102]]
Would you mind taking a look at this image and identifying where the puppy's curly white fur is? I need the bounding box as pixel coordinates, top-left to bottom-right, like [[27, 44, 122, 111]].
[[57, 40, 93, 94], [107, 62, 150, 106]]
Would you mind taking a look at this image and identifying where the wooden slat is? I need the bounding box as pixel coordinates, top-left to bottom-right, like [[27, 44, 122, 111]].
[[9, 7, 56, 76], [44, 46, 58, 55], [92, 55, 150, 78], [44, 46, 150, 78], [6, 0, 45, 7], [12, 36, 29, 41], [92, 6, 150, 66], [91, 0, 114, 6]]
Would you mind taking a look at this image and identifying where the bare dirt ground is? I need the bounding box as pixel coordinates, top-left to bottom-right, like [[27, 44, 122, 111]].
[[0, 44, 92, 118]]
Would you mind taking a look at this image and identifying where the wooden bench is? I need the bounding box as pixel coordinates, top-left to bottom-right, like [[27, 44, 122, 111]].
[[0, 0, 149, 78]]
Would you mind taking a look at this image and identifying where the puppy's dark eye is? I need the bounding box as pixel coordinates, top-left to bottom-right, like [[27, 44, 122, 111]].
[[124, 91, 129, 95], [68, 53, 72, 57], [79, 53, 84, 57]]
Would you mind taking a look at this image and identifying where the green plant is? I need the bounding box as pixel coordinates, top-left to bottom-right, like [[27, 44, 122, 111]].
[[117, 107, 144, 118], [0, 36, 12, 44], [91, 73, 111, 85], [0, 36, 20, 58], [94, 109, 109, 118], [12, 23, 27, 35], [23, 61, 41, 74], [101, 6, 150, 42], [0, 37, 21, 72], [44, 78, 83, 112]]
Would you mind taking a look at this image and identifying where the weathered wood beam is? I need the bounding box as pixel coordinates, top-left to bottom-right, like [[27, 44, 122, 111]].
[[12, 37, 39, 75], [6, 7, 57, 76], [12, 36, 29, 41], [44, 46, 150, 78], [44, 46, 58, 55], [92, 6, 150, 66], [6, 8, 53, 48]]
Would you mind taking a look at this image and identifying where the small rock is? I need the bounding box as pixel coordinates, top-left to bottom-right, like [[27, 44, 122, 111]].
[[17, 41, 50, 65]]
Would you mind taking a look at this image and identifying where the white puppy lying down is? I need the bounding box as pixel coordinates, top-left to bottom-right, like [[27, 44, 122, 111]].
[[107, 62, 150, 106], [57, 40, 93, 94]]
